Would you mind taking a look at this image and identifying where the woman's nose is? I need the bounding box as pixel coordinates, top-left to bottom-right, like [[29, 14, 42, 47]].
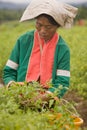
[[40, 26, 46, 33]]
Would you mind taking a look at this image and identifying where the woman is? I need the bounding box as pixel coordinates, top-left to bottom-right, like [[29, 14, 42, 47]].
[[3, 0, 78, 100]]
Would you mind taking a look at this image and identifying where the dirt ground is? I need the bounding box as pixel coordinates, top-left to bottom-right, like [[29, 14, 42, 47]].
[[64, 90, 87, 129]]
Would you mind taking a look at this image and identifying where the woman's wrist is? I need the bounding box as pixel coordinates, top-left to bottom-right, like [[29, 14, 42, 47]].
[[6, 81, 16, 89], [46, 91, 59, 101]]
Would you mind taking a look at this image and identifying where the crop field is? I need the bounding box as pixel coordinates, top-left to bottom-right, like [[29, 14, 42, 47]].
[[0, 21, 87, 130]]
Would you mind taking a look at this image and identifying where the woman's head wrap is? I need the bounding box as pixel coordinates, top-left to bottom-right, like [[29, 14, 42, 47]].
[[20, 0, 78, 28]]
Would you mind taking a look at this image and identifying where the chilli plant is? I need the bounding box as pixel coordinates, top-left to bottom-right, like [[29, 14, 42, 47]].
[[0, 81, 82, 130]]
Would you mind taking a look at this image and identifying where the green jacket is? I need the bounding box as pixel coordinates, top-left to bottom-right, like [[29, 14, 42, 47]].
[[3, 30, 70, 97]]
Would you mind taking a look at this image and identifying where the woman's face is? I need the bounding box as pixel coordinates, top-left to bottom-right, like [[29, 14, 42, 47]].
[[35, 16, 58, 42]]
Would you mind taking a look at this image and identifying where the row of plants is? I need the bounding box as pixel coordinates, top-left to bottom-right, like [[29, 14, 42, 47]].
[[0, 81, 83, 130]]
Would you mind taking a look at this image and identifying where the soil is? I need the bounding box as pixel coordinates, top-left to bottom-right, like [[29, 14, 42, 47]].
[[64, 90, 87, 129]]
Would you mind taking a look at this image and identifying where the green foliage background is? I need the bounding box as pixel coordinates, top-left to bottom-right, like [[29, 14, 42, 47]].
[[0, 9, 23, 22]]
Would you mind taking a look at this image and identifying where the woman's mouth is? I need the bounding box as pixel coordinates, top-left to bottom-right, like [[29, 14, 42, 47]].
[[39, 34, 47, 39]]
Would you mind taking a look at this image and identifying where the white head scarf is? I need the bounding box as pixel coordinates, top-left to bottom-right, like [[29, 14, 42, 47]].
[[20, 0, 78, 28]]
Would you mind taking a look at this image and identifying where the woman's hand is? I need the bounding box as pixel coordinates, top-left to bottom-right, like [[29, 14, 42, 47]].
[[30, 91, 59, 102], [6, 81, 24, 89], [17, 82, 24, 85]]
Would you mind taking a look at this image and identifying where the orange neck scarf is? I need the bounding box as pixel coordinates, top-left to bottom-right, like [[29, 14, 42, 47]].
[[26, 30, 58, 87]]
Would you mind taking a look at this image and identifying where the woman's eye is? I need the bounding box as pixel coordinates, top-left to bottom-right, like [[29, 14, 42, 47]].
[[36, 22, 52, 30], [46, 26, 51, 29], [36, 23, 42, 27]]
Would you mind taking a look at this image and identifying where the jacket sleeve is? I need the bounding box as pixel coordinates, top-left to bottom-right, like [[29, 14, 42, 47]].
[[48, 43, 70, 98], [3, 39, 20, 85]]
